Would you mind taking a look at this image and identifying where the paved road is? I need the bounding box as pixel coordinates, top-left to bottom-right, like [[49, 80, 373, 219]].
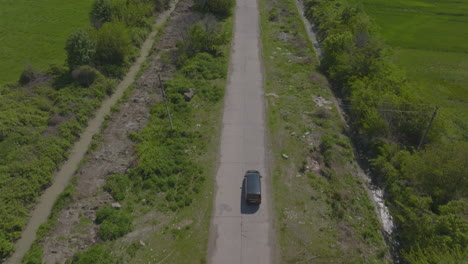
[[207, 0, 274, 263]]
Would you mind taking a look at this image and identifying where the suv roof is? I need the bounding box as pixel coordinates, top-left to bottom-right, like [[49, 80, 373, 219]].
[[245, 173, 261, 194]]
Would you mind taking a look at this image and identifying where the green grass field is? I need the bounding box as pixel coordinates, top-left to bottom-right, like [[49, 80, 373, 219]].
[[350, 0, 468, 138], [0, 0, 94, 85]]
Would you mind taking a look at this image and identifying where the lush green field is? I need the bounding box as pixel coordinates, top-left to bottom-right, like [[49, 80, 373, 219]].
[[0, 0, 94, 85], [349, 0, 468, 137]]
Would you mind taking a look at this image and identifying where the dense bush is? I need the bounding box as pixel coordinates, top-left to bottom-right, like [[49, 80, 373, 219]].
[[195, 0, 235, 17], [103, 174, 131, 201], [94, 23, 131, 69], [72, 66, 100, 87], [95, 206, 132, 240], [65, 29, 96, 70], [180, 52, 226, 80], [18, 64, 42, 85], [90, 0, 112, 28], [110, 0, 154, 28], [304, 0, 467, 262], [176, 21, 229, 64]]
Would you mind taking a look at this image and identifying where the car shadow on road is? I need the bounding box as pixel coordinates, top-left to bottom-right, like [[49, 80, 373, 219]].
[[240, 178, 259, 214]]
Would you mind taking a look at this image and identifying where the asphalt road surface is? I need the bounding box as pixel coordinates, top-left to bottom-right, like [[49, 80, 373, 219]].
[[207, 0, 274, 263]]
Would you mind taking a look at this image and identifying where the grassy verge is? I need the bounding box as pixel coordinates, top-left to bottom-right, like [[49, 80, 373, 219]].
[[259, 0, 389, 262]]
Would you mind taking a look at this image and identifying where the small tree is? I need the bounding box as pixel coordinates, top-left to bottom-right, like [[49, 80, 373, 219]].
[[94, 23, 131, 68], [65, 29, 96, 70], [90, 0, 112, 28]]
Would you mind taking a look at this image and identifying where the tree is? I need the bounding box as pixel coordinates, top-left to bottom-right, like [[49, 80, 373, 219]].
[[90, 0, 112, 28], [94, 23, 131, 67], [403, 142, 468, 207], [65, 29, 96, 70]]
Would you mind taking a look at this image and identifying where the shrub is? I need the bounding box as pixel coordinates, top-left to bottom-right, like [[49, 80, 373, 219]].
[[199, 83, 224, 102], [65, 29, 96, 70], [196, 0, 234, 17], [95, 206, 132, 240], [0, 238, 14, 260], [180, 53, 226, 80], [94, 23, 131, 69], [177, 22, 229, 63], [18, 64, 41, 85], [72, 66, 99, 87], [128, 27, 149, 46], [104, 174, 131, 201]]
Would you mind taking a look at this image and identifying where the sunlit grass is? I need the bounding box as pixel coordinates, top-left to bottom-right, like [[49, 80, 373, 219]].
[[349, 0, 468, 139], [0, 0, 94, 85]]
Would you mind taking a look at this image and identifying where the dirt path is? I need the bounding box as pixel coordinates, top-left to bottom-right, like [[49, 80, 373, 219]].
[[5, 3, 179, 263], [207, 0, 275, 263]]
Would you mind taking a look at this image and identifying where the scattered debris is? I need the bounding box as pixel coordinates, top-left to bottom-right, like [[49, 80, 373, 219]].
[[309, 159, 320, 172], [175, 219, 193, 229], [313, 95, 332, 109], [183, 88, 195, 102], [282, 153, 289, 159], [111, 202, 121, 209], [265, 93, 279, 98], [140, 240, 146, 247], [277, 32, 293, 42], [196, 123, 201, 127]]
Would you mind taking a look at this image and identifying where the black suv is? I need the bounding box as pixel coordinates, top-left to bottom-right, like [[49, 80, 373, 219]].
[[244, 170, 262, 204]]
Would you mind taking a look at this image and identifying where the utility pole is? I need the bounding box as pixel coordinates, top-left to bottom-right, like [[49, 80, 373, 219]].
[[418, 106, 439, 150], [158, 74, 174, 130]]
